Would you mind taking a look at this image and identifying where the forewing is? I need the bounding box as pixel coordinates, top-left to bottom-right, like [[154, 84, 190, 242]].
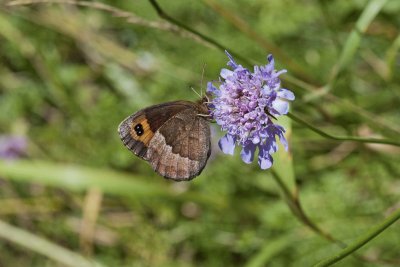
[[118, 101, 194, 159]]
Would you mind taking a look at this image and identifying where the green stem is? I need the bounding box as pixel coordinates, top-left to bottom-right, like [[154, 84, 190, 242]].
[[314, 208, 400, 267], [147, 0, 253, 66], [271, 171, 342, 246], [328, 0, 388, 85], [0, 220, 105, 267], [270, 169, 295, 199], [287, 112, 400, 147]]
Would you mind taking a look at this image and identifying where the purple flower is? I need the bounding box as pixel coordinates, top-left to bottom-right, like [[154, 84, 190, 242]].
[[0, 135, 27, 159], [207, 51, 295, 169]]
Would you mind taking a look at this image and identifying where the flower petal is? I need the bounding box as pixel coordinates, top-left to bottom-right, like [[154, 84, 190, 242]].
[[218, 134, 236, 155], [267, 54, 274, 65], [258, 145, 273, 169], [207, 82, 220, 96], [225, 50, 238, 68], [277, 89, 295, 101], [240, 142, 256, 164], [279, 134, 288, 151], [265, 135, 278, 154], [252, 135, 261, 144], [275, 69, 287, 76], [220, 68, 233, 79], [265, 124, 287, 151], [272, 99, 289, 115]]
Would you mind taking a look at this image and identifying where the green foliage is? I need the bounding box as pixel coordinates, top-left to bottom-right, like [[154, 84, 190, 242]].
[[0, 0, 399, 266]]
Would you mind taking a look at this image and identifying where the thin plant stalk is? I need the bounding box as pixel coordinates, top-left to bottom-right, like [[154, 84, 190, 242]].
[[314, 208, 400, 267]]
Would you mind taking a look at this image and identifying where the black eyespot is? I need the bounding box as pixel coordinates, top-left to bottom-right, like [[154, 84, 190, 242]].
[[134, 123, 144, 136]]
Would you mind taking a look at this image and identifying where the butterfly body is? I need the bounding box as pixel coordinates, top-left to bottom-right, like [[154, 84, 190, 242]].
[[118, 100, 211, 181]]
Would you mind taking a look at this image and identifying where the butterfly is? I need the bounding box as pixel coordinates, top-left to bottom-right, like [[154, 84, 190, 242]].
[[118, 100, 211, 181]]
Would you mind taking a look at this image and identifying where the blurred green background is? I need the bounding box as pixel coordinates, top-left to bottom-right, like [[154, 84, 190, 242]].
[[0, 0, 399, 266]]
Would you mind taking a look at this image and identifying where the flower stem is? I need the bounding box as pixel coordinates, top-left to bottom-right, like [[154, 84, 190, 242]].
[[287, 112, 400, 147], [271, 170, 343, 246], [314, 208, 400, 267]]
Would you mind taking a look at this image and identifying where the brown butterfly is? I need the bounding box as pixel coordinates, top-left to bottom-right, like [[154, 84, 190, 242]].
[[118, 100, 211, 181]]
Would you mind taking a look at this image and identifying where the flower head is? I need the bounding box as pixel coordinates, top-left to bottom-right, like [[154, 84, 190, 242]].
[[207, 51, 294, 169]]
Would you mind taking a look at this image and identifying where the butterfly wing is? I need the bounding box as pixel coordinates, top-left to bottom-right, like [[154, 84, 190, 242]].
[[118, 101, 194, 159], [118, 101, 211, 180], [147, 108, 211, 180]]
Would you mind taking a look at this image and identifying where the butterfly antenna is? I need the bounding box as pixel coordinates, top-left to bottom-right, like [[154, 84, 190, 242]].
[[200, 63, 207, 97], [191, 86, 202, 99]]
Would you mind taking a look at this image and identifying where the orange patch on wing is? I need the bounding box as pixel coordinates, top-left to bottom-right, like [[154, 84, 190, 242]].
[[129, 115, 154, 146]]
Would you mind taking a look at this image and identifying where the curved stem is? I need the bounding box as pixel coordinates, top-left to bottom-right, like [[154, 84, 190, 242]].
[[287, 112, 400, 147], [271, 170, 343, 246], [314, 208, 400, 267], [148, 0, 252, 66]]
